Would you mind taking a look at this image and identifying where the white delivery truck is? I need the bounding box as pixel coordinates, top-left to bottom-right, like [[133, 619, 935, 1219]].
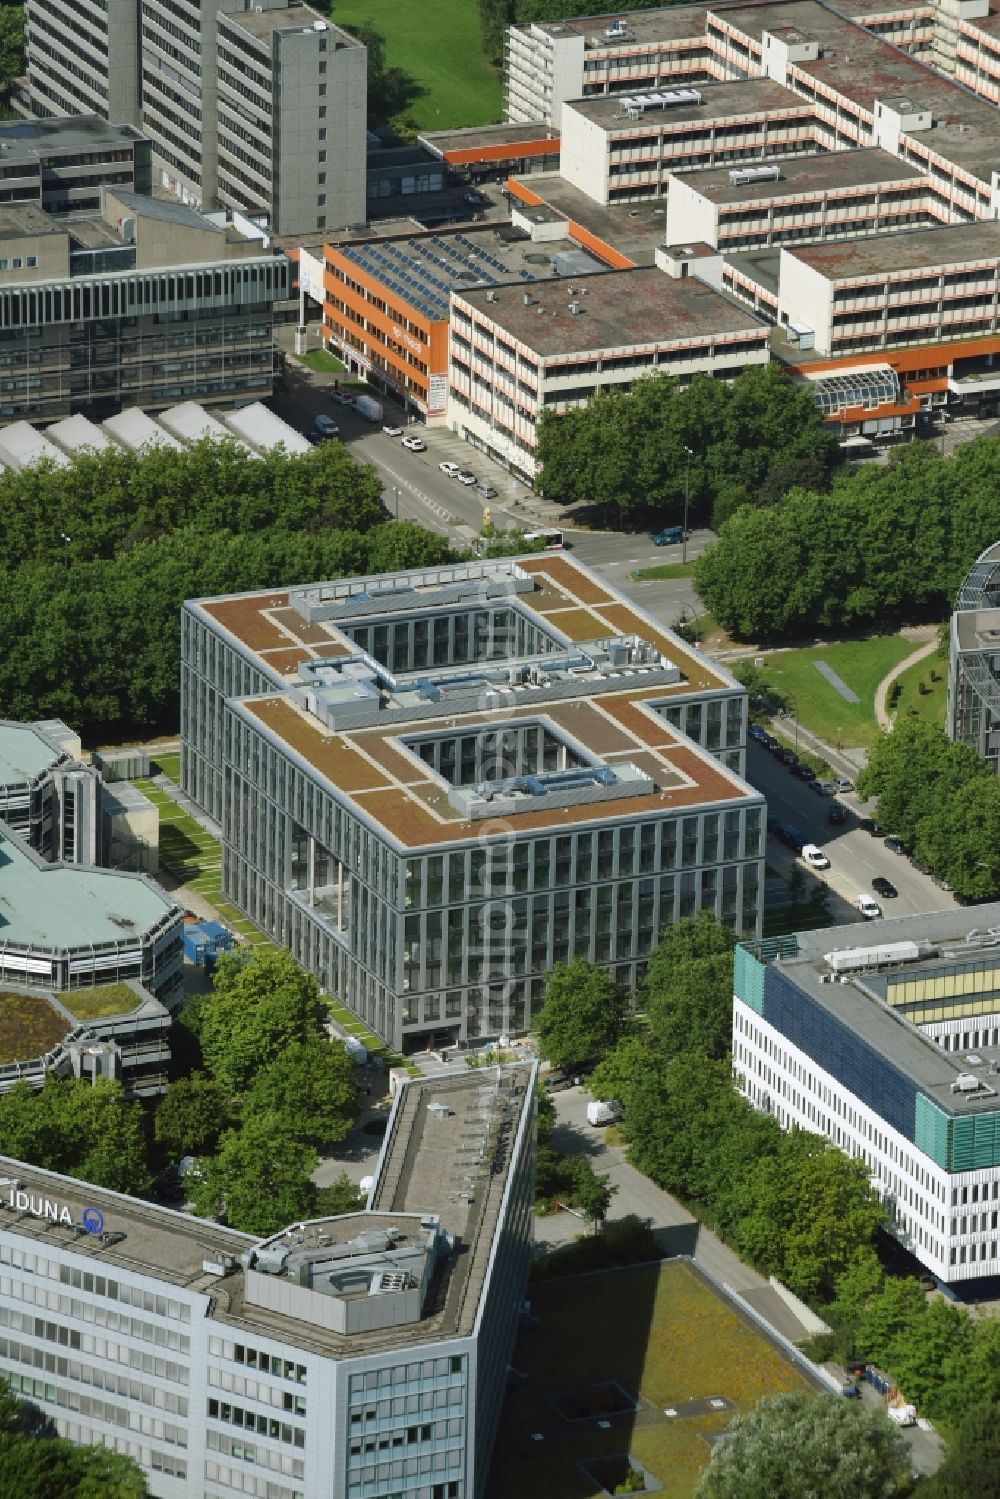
[[354, 394, 383, 423], [586, 1100, 623, 1127]]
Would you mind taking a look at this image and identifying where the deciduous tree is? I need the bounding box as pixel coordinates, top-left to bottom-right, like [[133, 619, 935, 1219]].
[[694, 1392, 909, 1499], [535, 958, 629, 1072], [245, 1037, 359, 1145], [199, 949, 328, 1097], [190, 1115, 318, 1236]]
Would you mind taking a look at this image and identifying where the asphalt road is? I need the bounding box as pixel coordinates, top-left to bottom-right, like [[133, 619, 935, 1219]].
[[745, 743, 958, 924]]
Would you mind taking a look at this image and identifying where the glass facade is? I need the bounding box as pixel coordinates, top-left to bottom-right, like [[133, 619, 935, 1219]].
[[182, 570, 762, 1052]]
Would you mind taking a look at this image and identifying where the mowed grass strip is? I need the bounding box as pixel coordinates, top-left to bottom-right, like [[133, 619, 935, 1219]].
[[329, 0, 502, 129], [759, 634, 915, 749]]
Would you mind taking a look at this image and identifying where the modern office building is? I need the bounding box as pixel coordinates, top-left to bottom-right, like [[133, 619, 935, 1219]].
[[323, 220, 609, 419], [0, 717, 101, 863], [0, 1060, 537, 1498], [447, 266, 769, 479], [0, 184, 287, 425], [734, 908, 1000, 1287], [181, 553, 764, 1051], [24, 0, 140, 124], [947, 540, 1000, 772], [24, 0, 367, 235]]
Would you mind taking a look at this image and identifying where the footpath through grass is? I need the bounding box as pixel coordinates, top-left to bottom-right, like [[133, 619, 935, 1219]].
[[758, 634, 915, 750], [329, 0, 502, 129]]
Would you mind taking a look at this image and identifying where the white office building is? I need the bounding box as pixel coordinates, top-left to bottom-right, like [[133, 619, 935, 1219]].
[[734, 908, 1000, 1288], [0, 1062, 536, 1497]]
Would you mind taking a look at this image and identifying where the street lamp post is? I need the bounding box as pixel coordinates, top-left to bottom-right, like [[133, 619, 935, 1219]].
[[682, 445, 693, 565], [392, 486, 400, 522]]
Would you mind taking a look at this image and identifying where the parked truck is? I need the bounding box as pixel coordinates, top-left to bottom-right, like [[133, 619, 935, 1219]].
[[586, 1099, 623, 1127], [354, 394, 383, 423]]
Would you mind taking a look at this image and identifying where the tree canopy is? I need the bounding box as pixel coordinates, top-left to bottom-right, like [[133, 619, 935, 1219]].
[[0, 1376, 149, 1498], [197, 948, 333, 1098], [535, 364, 839, 527], [0, 439, 452, 738], [535, 957, 629, 1073], [245, 1036, 358, 1145], [695, 436, 1000, 640], [0, 1076, 151, 1196], [188, 1114, 319, 1236], [694, 1393, 909, 1499], [856, 718, 1000, 899]]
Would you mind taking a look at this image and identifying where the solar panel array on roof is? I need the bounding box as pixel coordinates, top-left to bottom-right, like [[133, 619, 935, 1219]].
[[341, 232, 535, 321]]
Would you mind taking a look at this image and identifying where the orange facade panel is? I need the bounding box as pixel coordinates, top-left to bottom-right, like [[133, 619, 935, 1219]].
[[322, 249, 450, 407], [792, 334, 1000, 378], [567, 220, 636, 271], [506, 178, 545, 207], [442, 138, 558, 166]]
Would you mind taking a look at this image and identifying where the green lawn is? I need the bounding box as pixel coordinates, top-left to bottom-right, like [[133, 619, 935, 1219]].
[[635, 561, 696, 582], [294, 348, 346, 374], [890, 650, 948, 729], [329, 0, 503, 129], [489, 1261, 809, 1499], [758, 635, 916, 750]]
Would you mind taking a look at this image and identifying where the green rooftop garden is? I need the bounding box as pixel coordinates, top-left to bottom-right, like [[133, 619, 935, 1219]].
[[0, 992, 69, 1065]]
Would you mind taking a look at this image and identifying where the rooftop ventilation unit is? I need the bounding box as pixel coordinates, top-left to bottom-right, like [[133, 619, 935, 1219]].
[[728, 164, 782, 186], [824, 940, 935, 974], [953, 1072, 985, 1094]]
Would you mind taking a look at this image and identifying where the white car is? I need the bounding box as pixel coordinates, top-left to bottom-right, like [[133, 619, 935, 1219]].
[[401, 435, 426, 452], [801, 843, 830, 870], [456, 469, 477, 486], [382, 424, 403, 437], [439, 461, 461, 477], [314, 414, 339, 437], [856, 893, 882, 920]]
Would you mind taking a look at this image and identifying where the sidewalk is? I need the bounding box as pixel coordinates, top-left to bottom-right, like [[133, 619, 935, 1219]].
[[543, 1088, 817, 1344]]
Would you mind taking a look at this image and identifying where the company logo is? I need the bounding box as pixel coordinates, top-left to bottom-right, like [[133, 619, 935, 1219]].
[[4, 1187, 105, 1236]]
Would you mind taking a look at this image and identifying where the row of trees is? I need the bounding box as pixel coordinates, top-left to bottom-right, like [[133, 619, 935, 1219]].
[[535, 364, 840, 528], [695, 438, 1000, 640], [857, 718, 1000, 899], [0, 439, 452, 737]]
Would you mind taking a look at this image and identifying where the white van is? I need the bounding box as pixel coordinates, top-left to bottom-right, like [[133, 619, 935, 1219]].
[[856, 893, 882, 920], [801, 843, 830, 869]]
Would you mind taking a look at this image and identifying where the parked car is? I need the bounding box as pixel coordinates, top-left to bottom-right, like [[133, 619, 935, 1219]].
[[543, 1073, 575, 1093], [748, 724, 768, 743], [314, 414, 339, 437], [932, 874, 955, 891], [777, 825, 805, 853], [813, 779, 837, 795], [828, 803, 849, 826], [383, 423, 403, 437], [652, 526, 685, 546], [474, 481, 498, 499], [873, 876, 899, 898], [305, 431, 322, 445], [401, 434, 426, 451], [791, 762, 818, 781], [439, 461, 461, 477], [833, 775, 855, 793], [776, 747, 797, 766], [856, 893, 883, 920], [330, 389, 352, 405], [761, 734, 779, 752], [456, 469, 477, 486], [884, 835, 909, 855], [859, 818, 884, 836], [802, 843, 831, 869]]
